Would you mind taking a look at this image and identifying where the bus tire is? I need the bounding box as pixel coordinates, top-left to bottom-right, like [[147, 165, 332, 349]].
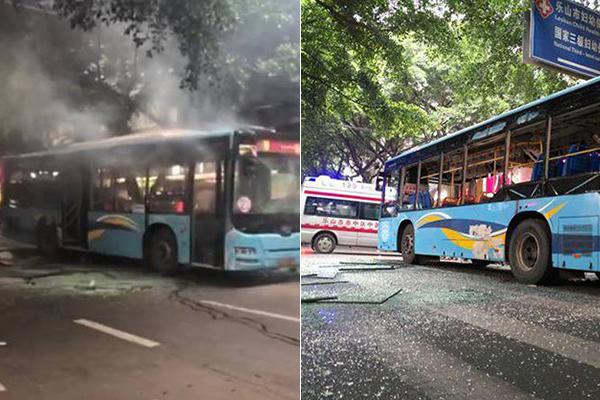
[[38, 223, 59, 260], [508, 219, 556, 285], [400, 224, 420, 264], [145, 227, 179, 275], [313, 232, 336, 254]]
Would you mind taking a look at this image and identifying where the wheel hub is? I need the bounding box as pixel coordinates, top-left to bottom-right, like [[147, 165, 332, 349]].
[[518, 233, 539, 271], [402, 233, 414, 255], [317, 237, 333, 253]]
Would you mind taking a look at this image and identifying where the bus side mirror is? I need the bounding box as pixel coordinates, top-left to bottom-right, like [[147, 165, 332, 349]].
[[375, 174, 385, 191]]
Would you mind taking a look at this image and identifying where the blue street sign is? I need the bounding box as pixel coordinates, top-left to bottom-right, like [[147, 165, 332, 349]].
[[529, 0, 600, 77]]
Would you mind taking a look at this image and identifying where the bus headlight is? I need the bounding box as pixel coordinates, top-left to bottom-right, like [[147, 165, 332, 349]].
[[235, 247, 257, 256]]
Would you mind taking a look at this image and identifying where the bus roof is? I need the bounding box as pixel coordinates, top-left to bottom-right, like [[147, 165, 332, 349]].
[[384, 75, 600, 172], [3, 126, 277, 160]]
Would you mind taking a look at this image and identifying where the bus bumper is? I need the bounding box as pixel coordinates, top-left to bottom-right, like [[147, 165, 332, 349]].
[[224, 229, 300, 271]]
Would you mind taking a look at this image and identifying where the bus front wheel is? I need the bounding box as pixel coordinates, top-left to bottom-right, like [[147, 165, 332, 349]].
[[145, 228, 179, 275], [508, 219, 556, 285], [400, 224, 420, 265], [313, 232, 336, 254]]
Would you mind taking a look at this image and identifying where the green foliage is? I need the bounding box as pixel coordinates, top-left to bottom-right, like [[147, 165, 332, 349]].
[[53, 0, 233, 91], [302, 0, 579, 181], [0, 0, 298, 151]]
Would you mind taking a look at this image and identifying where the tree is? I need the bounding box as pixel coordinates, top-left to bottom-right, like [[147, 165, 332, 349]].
[[0, 0, 299, 152], [46, 0, 233, 91], [302, 0, 579, 182]]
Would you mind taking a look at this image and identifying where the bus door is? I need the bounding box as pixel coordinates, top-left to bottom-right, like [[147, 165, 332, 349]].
[[62, 160, 88, 247], [192, 159, 226, 266]]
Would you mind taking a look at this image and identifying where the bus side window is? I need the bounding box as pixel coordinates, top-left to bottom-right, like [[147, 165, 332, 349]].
[[147, 164, 189, 214], [92, 168, 114, 212], [113, 167, 146, 213], [6, 170, 26, 208]]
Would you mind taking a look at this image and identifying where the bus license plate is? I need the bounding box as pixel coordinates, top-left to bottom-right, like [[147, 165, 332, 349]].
[[278, 258, 297, 269]]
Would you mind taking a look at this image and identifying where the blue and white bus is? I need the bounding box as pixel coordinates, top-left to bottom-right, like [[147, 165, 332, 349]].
[[0, 127, 300, 273], [378, 76, 600, 284]]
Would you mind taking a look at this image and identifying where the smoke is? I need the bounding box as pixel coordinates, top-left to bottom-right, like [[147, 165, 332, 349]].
[[0, 0, 299, 153]]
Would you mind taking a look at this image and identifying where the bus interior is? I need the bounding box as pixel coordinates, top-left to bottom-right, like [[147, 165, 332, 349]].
[[392, 98, 600, 211]]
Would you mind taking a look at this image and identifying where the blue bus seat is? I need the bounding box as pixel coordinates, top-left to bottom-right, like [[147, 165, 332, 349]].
[[418, 190, 433, 209], [532, 154, 544, 181], [560, 144, 590, 176], [532, 154, 560, 181], [591, 152, 600, 172]]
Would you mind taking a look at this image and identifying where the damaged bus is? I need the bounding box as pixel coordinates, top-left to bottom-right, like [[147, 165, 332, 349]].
[[378, 76, 600, 284], [0, 128, 300, 273]]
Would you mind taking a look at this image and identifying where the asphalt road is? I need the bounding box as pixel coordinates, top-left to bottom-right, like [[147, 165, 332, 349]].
[[301, 251, 600, 400], [0, 248, 299, 400]]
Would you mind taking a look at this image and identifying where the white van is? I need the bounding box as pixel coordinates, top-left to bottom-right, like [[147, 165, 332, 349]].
[[301, 176, 395, 253]]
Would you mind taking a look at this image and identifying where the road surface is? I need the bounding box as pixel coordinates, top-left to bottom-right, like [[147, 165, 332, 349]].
[[0, 247, 299, 400], [301, 251, 600, 400]]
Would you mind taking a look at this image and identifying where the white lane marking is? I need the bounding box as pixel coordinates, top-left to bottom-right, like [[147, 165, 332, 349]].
[[74, 319, 160, 348], [0, 380, 5, 392], [436, 307, 600, 369], [199, 300, 300, 323]]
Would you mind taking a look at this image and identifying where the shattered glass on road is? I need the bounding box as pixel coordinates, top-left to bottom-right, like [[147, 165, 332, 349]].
[[301, 252, 600, 400]]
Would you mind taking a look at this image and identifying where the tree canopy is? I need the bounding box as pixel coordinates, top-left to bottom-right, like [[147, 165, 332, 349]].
[[302, 0, 599, 182], [0, 0, 299, 152]]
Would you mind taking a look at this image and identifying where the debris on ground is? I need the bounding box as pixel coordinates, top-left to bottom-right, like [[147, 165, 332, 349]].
[[315, 268, 339, 279], [301, 280, 349, 286], [338, 265, 395, 272], [301, 295, 338, 303], [0, 251, 14, 267]]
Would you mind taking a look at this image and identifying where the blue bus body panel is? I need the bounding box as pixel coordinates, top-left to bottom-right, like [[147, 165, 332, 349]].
[[146, 214, 191, 264], [88, 212, 146, 259], [378, 192, 600, 273], [225, 229, 299, 271], [87, 213, 191, 263]]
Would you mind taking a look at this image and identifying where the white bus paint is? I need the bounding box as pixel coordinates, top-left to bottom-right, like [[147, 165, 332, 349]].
[[74, 319, 160, 348], [199, 300, 300, 323]]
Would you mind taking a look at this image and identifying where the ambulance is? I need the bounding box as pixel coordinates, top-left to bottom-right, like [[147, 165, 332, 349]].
[[301, 176, 395, 253]]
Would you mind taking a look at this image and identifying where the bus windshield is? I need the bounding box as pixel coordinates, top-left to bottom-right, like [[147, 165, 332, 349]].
[[233, 145, 300, 234]]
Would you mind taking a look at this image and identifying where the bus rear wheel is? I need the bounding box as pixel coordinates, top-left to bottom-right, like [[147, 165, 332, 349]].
[[509, 219, 556, 285], [145, 228, 179, 275], [400, 224, 420, 265], [313, 232, 336, 254]]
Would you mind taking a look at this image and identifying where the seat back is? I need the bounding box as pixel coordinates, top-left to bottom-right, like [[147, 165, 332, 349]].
[[561, 144, 590, 176], [532, 154, 544, 181]]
